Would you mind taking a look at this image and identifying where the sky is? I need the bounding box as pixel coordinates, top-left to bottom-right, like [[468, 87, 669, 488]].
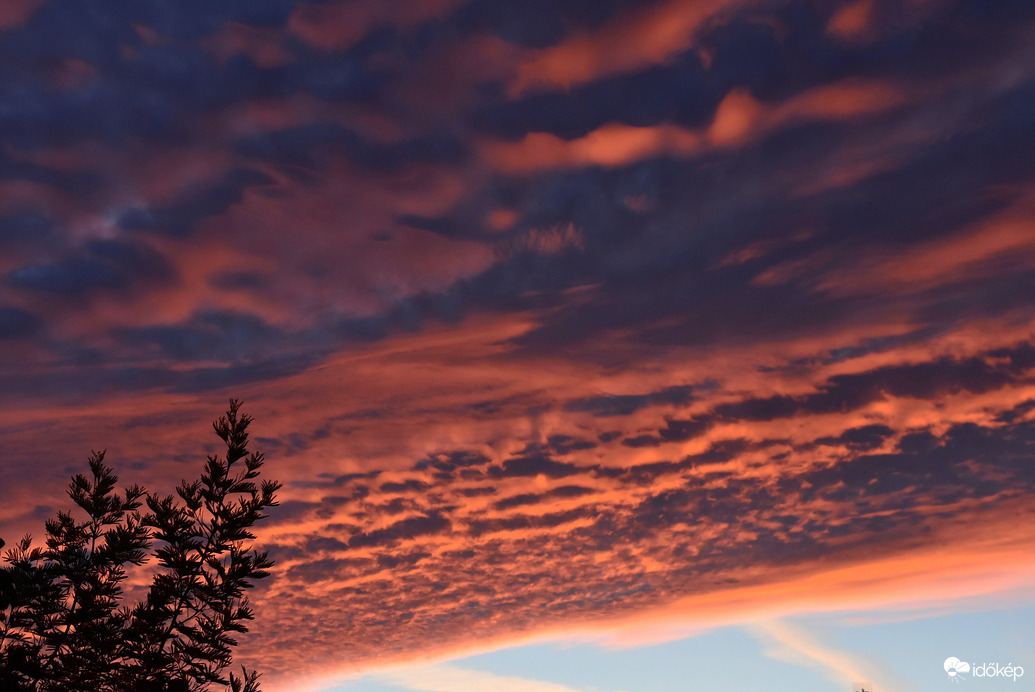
[[1, 0, 1034, 690]]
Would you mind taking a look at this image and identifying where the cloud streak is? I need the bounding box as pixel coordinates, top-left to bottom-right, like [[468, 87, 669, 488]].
[[751, 619, 896, 691]]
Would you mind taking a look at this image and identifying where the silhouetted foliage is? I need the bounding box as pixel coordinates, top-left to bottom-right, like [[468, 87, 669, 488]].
[[0, 400, 281, 692]]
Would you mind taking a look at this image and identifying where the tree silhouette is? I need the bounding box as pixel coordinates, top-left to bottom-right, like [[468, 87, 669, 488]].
[[0, 400, 281, 692]]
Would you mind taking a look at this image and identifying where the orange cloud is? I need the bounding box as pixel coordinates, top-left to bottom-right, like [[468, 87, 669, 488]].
[[481, 124, 701, 173], [592, 501, 1035, 648], [773, 78, 905, 123], [288, 0, 466, 52], [482, 79, 904, 173], [816, 192, 1035, 297], [509, 0, 740, 96], [827, 0, 876, 42], [4, 297, 1035, 692]]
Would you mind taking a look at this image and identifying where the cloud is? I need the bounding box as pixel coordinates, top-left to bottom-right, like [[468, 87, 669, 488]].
[[486, 447, 585, 479], [115, 309, 287, 362], [287, 0, 466, 53], [117, 168, 275, 237], [0, 304, 39, 339], [827, 0, 876, 42], [0, 209, 57, 245], [3, 2, 1035, 690], [234, 122, 466, 176], [480, 78, 904, 172], [565, 384, 696, 417], [750, 619, 900, 691], [506, 0, 739, 95], [455, 0, 639, 49], [6, 238, 175, 296], [713, 350, 1023, 422], [348, 511, 452, 549], [814, 424, 895, 451], [474, 1, 917, 144], [0, 0, 43, 30], [8, 256, 123, 294]]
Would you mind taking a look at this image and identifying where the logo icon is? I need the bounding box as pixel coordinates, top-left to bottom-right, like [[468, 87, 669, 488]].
[[945, 657, 971, 683]]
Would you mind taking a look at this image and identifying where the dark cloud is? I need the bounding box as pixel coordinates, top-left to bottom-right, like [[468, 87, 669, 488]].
[[0, 209, 57, 245], [209, 270, 268, 291], [322, 287, 469, 348], [285, 556, 375, 585], [800, 415, 1035, 505], [294, 40, 389, 100], [565, 384, 696, 417], [620, 434, 663, 449], [896, 430, 940, 455], [545, 434, 596, 454], [819, 326, 947, 365], [234, 123, 466, 177], [472, 50, 713, 140], [453, 0, 641, 48], [468, 5, 835, 141], [493, 493, 542, 510], [0, 151, 101, 193], [0, 49, 207, 148], [117, 168, 274, 237], [4, 0, 297, 61], [0, 4, 389, 151], [658, 417, 714, 442], [8, 256, 123, 294], [995, 398, 1035, 424], [349, 511, 452, 549], [458, 486, 495, 497], [601, 460, 679, 485], [380, 7, 1032, 364], [488, 447, 585, 479], [0, 305, 40, 339], [379, 479, 431, 494], [815, 424, 895, 451], [620, 416, 714, 448], [472, 0, 1035, 140], [715, 350, 1025, 422], [264, 499, 321, 524], [682, 438, 753, 468], [7, 238, 174, 296], [254, 432, 310, 457], [549, 484, 595, 498], [497, 86, 1035, 354], [2, 0, 1035, 678], [0, 349, 324, 402], [115, 310, 286, 362], [415, 450, 492, 473], [465, 506, 597, 536]]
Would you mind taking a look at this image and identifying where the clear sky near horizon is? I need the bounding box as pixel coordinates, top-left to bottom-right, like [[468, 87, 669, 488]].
[[320, 602, 1035, 692], [1, 0, 1035, 690], [314, 595, 1035, 692]]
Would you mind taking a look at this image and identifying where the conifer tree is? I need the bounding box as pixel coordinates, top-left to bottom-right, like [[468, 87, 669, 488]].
[[0, 400, 281, 692]]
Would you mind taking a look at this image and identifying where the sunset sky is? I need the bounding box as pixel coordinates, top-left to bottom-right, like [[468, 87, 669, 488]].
[[1, 0, 1034, 690]]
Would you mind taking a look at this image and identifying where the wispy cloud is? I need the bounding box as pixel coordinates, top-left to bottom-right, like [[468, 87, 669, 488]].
[[750, 619, 904, 692]]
